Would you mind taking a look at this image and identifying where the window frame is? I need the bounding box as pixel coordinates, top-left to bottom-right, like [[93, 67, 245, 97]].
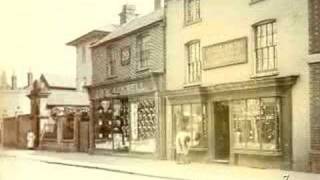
[[231, 97, 282, 153], [172, 103, 208, 149], [120, 46, 131, 66], [253, 19, 277, 74], [137, 34, 151, 70], [185, 40, 202, 84], [184, 0, 201, 25], [106, 47, 116, 77]]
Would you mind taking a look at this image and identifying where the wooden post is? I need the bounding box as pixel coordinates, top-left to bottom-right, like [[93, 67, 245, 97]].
[[88, 100, 95, 154], [74, 110, 81, 152]]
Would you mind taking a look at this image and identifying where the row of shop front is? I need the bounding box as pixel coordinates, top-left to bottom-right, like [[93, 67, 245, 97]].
[[85, 75, 297, 169]]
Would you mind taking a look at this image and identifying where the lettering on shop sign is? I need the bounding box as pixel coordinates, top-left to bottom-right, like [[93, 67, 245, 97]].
[[203, 37, 248, 70], [94, 80, 154, 99]]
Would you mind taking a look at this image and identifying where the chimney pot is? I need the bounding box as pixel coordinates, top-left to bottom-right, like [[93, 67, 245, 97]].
[[27, 72, 33, 87], [11, 74, 17, 90], [154, 0, 161, 10], [119, 4, 138, 25]]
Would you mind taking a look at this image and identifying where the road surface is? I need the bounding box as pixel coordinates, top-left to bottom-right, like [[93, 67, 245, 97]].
[[0, 156, 168, 180]]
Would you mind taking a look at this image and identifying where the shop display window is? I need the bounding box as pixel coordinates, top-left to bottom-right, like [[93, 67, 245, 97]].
[[94, 99, 130, 151], [137, 99, 156, 140], [173, 103, 207, 148], [231, 97, 280, 151]]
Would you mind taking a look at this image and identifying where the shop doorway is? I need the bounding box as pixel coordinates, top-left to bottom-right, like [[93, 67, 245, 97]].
[[214, 101, 230, 162]]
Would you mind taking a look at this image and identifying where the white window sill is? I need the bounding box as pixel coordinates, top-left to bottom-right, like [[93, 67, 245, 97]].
[[250, 70, 279, 79], [184, 18, 202, 27], [184, 82, 201, 88]]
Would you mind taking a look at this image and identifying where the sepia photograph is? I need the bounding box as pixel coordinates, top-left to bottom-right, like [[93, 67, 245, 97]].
[[0, 0, 320, 179]]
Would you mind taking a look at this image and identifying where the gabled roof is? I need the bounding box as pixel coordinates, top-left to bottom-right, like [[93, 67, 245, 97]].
[[40, 74, 76, 90], [66, 24, 119, 46], [92, 9, 164, 47]]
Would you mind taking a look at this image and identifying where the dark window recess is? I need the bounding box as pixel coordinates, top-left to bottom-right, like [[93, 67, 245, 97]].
[[121, 47, 131, 66], [63, 113, 74, 140]]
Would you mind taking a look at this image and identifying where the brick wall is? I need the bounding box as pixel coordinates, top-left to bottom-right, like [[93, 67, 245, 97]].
[[91, 22, 165, 86], [310, 62, 320, 172], [309, 0, 320, 54]]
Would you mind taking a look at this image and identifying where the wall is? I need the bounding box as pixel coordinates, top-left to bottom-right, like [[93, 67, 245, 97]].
[[76, 38, 100, 90], [91, 22, 165, 86], [2, 115, 32, 148], [309, 61, 320, 172], [165, 0, 310, 171]]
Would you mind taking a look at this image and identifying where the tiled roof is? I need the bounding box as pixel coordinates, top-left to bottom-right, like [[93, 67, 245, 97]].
[[41, 74, 76, 89], [47, 90, 89, 106], [92, 9, 164, 47]]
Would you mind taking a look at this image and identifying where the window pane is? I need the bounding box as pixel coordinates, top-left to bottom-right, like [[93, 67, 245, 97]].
[[246, 99, 260, 149], [191, 104, 202, 147], [263, 48, 268, 70], [187, 41, 201, 83], [269, 47, 275, 69], [260, 98, 280, 150], [231, 100, 247, 149]]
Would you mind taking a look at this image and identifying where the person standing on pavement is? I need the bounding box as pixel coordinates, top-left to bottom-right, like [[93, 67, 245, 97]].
[[27, 130, 35, 149]]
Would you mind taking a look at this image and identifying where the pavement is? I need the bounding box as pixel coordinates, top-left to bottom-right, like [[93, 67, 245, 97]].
[[0, 148, 319, 180]]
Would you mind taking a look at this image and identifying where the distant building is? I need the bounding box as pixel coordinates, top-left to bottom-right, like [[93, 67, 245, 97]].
[[0, 71, 33, 147], [0, 71, 33, 118], [28, 74, 90, 152], [67, 25, 118, 90]]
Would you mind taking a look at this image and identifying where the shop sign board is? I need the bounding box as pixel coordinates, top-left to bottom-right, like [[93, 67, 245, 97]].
[[203, 37, 248, 69]]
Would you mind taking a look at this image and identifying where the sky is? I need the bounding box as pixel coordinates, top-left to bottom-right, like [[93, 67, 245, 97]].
[[0, 0, 156, 87]]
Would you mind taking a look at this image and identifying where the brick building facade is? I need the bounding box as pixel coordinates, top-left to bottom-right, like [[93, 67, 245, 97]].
[[88, 4, 166, 159], [309, 0, 320, 173]]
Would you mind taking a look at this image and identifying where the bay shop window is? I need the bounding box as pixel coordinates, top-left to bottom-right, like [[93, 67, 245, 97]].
[[231, 97, 281, 152], [172, 103, 208, 148]]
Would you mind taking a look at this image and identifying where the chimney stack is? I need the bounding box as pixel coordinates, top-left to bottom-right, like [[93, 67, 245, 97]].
[[11, 74, 17, 90], [154, 0, 161, 10], [119, 4, 138, 25], [27, 72, 33, 87]]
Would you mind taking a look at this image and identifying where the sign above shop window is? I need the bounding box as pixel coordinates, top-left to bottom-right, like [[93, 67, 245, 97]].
[[203, 37, 248, 70], [93, 79, 154, 99]]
